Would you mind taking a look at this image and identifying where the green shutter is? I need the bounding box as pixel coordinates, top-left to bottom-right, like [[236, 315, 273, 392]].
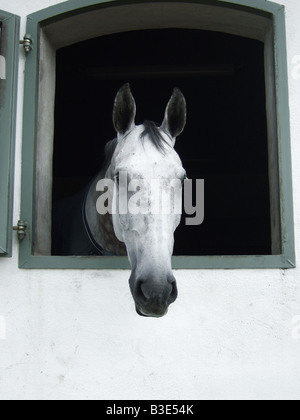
[[0, 11, 20, 256]]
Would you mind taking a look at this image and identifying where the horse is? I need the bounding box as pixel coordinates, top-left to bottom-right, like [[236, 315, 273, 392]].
[[52, 84, 187, 317]]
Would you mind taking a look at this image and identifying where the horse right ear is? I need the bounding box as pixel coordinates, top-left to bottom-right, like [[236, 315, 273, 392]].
[[161, 88, 186, 139], [113, 83, 136, 136]]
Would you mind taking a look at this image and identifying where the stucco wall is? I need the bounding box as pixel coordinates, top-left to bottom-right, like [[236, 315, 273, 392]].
[[0, 0, 300, 400]]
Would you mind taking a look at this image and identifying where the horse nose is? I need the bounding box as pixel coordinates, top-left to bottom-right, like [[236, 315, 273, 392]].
[[134, 276, 178, 317]]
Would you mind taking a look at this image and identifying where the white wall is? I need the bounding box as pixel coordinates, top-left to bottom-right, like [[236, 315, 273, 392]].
[[0, 0, 300, 400]]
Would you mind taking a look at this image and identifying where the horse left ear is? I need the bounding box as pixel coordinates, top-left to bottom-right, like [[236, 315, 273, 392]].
[[113, 83, 136, 136], [161, 88, 187, 139]]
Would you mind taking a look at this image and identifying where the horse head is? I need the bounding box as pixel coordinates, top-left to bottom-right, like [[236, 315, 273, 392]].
[[106, 84, 187, 317]]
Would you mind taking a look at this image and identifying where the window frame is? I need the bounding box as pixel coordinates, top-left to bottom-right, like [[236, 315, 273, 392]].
[[20, 0, 295, 269], [0, 11, 20, 257]]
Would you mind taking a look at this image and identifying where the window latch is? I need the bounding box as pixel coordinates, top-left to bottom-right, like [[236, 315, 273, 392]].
[[13, 221, 27, 241], [20, 34, 33, 53]]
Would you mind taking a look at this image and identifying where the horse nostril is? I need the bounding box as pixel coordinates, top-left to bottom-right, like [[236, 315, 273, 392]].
[[169, 281, 178, 303], [135, 280, 147, 304]]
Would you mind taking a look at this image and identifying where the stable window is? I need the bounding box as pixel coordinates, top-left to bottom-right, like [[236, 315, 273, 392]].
[[20, 0, 295, 269], [0, 11, 19, 257]]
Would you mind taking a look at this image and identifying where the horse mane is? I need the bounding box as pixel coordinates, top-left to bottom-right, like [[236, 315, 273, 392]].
[[102, 121, 170, 174]]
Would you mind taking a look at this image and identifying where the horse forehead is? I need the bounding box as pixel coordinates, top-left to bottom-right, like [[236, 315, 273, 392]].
[[115, 128, 182, 173], [119, 147, 181, 177]]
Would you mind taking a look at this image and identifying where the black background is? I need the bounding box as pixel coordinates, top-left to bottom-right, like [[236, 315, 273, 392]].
[[53, 29, 271, 256]]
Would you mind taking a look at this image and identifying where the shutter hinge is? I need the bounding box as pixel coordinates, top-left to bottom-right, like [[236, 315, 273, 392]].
[[20, 34, 33, 53], [13, 221, 27, 241]]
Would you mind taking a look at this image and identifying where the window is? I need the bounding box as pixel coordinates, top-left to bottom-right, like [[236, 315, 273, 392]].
[[20, 0, 295, 269], [0, 11, 19, 257], [53, 28, 270, 258]]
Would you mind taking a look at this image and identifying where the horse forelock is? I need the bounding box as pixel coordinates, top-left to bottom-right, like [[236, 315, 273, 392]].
[[103, 121, 171, 175], [140, 121, 171, 154]]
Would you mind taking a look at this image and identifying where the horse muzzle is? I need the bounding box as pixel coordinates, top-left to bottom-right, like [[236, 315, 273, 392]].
[[131, 274, 178, 318]]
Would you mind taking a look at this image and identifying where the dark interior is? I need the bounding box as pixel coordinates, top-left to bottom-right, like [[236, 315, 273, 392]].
[[52, 28, 271, 256]]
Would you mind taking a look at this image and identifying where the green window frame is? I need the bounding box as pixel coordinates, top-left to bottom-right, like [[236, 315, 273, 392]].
[[0, 11, 19, 257], [20, 0, 295, 269]]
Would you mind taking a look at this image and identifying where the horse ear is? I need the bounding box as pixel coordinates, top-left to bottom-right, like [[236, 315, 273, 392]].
[[161, 88, 186, 139], [113, 83, 136, 135]]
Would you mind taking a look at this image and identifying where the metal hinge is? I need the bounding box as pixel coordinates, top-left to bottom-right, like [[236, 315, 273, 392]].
[[13, 221, 27, 241], [20, 34, 33, 53]]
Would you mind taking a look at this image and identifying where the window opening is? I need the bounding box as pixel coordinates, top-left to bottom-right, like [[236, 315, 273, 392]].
[[52, 28, 271, 257]]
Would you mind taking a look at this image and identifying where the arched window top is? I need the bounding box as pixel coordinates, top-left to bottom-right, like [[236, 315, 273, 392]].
[[33, 0, 279, 49]]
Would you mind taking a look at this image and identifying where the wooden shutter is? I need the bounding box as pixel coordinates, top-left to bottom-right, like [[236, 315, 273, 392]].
[[0, 11, 20, 256]]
